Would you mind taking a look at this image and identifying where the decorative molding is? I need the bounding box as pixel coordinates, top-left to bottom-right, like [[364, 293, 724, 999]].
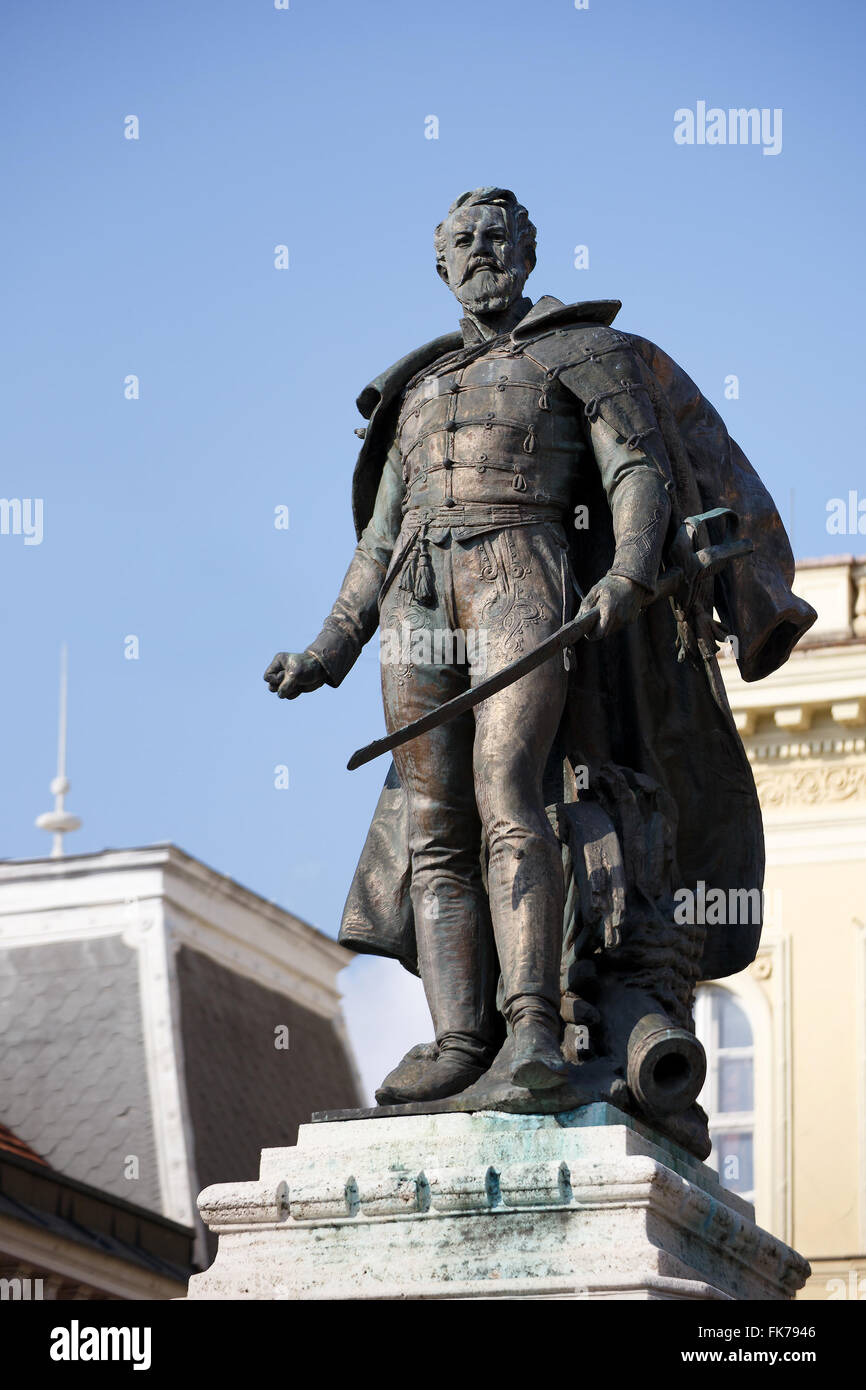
[[0, 901, 153, 951], [722, 594, 866, 732], [774, 707, 812, 733], [832, 699, 866, 727], [753, 763, 866, 809], [734, 710, 756, 736], [0, 856, 349, 1021], [0, 845, 352, 986], [746, 737, 866, 763]]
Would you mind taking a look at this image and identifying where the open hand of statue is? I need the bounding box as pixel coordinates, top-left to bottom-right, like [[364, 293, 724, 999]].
[[263, 651, 328, 700], [577, 573, 645, 641]]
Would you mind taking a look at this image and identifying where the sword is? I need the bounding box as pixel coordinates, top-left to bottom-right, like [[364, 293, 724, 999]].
[[346, 511, 752, 772]]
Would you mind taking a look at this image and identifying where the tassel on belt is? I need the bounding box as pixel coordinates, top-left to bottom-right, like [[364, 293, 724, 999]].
[[399, 523, 436, 605]]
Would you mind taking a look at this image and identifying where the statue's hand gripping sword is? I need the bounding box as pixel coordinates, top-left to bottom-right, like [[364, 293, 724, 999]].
[[346, 509, 751, 772]]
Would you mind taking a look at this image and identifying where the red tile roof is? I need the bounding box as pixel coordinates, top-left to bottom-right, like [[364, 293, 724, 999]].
[[0, 1122, 49, 1166]]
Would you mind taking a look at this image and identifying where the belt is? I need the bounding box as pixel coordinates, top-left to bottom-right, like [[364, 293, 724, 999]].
[[390, 504, 569, 609], [402, 502, 565, 530]]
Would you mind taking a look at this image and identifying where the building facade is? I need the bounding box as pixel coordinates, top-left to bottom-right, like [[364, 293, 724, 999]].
[[0, 843, 362, 1289], [0, 1121, 194, 1300], [708, 556, 866, 1300]]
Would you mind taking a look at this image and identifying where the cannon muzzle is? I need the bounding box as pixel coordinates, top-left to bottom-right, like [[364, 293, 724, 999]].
[[626, 1013, 706, 1116]]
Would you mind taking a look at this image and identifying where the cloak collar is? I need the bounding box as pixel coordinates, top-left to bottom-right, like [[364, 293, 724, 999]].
[[458, 295, 623, 348], [510, 296, 623, 339]]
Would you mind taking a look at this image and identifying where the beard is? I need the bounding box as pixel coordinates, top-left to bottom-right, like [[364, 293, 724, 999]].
[[456, 264, 522, 316]]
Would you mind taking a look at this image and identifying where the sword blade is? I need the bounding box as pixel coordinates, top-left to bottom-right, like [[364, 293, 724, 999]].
[[346, 605, 602, 771], [345, 527, 753, 772]]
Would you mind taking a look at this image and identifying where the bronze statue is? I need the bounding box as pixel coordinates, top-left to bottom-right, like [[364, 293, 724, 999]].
[[265, 188, 815, 1156]]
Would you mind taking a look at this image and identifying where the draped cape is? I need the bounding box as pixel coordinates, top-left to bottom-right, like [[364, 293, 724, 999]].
[[338, 300, 816, 980]]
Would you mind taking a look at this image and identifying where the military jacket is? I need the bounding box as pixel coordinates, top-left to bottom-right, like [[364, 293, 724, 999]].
[[397, 339, 587, 512], [307, 297, 672, 687]]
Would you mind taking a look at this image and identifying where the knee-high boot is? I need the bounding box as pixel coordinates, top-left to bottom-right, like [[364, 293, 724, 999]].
[[375, 872, 499, 1104], [412, 870, 499, 1065], [486, 830, 569, 1089]]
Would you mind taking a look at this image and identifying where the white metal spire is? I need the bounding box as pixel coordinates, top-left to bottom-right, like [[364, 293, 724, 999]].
[[35, 644, 82, 858]]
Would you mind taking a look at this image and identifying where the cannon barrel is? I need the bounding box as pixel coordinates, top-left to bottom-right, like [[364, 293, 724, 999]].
[[626, 1013, 706, 1116]]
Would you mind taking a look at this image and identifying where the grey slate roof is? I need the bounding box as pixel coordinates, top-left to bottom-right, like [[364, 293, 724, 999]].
[[0, 935, 162, 1211], [176, 945, 360, 1256]]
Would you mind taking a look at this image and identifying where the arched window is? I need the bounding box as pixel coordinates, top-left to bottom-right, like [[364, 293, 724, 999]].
[[694, 985, 756, 1203]]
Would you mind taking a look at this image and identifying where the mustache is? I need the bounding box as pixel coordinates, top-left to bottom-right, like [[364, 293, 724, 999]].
[[459, 256, 511, 285]]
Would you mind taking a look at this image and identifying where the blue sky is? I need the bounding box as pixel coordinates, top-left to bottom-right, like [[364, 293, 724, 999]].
[[2, 0, 864, 1097]]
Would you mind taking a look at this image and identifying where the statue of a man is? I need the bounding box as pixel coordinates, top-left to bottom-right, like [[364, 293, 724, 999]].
[[265, 188, 813, 1137]]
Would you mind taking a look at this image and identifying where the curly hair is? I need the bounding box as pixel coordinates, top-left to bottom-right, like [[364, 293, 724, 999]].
[[434, 187, 537, 280]]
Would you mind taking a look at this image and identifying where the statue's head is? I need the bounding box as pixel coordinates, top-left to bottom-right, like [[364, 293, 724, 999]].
[[434, 187, 536, 316]]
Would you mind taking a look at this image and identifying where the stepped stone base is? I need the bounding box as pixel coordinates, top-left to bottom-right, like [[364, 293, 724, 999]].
[[186, 1103, 809, 1301]]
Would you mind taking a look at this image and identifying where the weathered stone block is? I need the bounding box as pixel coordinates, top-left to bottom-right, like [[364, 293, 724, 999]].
[[187, 1104, 809, 1301]]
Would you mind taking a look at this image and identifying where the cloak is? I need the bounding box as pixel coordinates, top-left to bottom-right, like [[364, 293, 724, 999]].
[[338, 299, 816, 981]]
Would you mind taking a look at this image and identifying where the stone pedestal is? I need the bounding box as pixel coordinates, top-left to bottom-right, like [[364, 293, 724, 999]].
[[187, 1104, 809, 1300]]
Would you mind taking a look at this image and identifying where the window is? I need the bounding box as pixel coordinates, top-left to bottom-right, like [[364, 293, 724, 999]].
[[694, 985, 756, 1202]]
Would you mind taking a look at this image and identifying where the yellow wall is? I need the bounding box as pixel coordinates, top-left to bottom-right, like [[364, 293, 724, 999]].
[[720, 558, 866, 1300]]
